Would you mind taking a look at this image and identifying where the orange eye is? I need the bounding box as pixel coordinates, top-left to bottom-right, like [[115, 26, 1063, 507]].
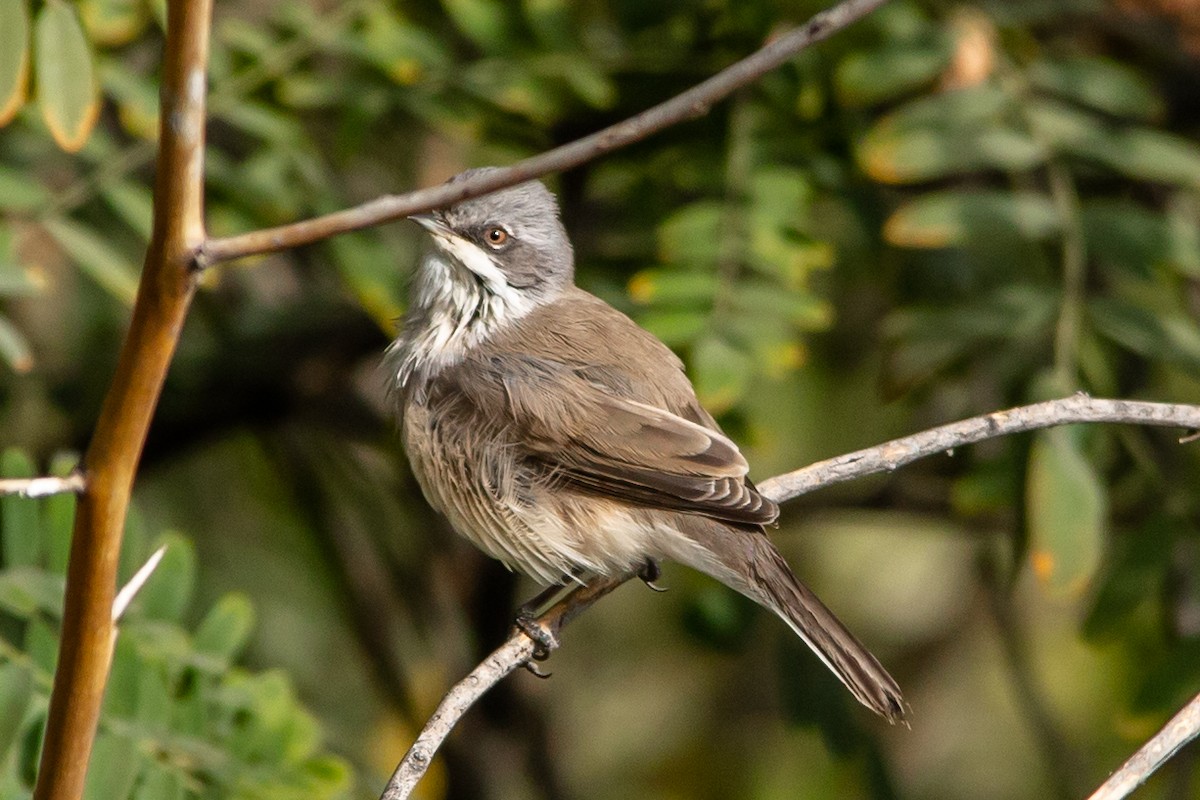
[[485, 227, 509, 247]]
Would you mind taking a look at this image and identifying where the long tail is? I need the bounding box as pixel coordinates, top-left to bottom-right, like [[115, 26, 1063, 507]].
[[675, 520, 907, 723]]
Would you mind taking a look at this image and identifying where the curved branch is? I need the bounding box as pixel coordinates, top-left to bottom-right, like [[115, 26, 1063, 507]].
[[380, 394, 1200, 799], [380, 574, 629, 800], [33, 0, 211, 796], [1086, 692, 1200, 800], [197, 0, 891, 267]]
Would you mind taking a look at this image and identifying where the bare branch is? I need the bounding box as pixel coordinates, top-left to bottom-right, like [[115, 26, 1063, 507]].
[[381, 394, 1200, 799], [197, 0, 892, 267], [0, 474, 85, 498], [757, 395, 1200, 503], [381, 575, 629, 799], [1086, 692, 1200, 800], [33, 0, 211, 795]]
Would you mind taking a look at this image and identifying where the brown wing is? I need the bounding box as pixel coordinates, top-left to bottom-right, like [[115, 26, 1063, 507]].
[[471, 353, 778, 525]]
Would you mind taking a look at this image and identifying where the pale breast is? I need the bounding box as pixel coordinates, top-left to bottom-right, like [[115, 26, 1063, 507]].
[[402, 374, 656, 584]]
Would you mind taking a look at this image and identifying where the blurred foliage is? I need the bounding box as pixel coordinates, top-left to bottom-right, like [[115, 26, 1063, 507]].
[[3, 0, 1200, 798], [0, 448, 353, 798]]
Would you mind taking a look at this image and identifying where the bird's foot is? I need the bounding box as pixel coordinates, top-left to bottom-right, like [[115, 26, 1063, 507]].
[[514, 609, 559, 663], [637, 558, 667, 593]]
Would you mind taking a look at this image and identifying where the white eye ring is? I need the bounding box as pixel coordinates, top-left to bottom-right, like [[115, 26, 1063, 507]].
[[484, 227, 510, 248]]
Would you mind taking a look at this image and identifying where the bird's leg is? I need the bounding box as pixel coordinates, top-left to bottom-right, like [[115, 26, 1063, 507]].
[[638, 558, 667, 592], [513, 570, 585, 666]]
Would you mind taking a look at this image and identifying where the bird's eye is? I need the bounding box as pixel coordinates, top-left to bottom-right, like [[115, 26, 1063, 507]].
[[484, 227, 509, 247]]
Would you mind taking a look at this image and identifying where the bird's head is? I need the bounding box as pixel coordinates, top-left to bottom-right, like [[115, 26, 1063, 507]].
[[409, 167, 575, 309]]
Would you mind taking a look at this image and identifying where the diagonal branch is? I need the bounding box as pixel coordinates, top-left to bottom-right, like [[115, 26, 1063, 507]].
[[32, 0, 212, 796], [379, 394, 1200, 799], [756, 394, 1200, 502], [197, 0, 892, 267], [1086, 691, 1200, 800]]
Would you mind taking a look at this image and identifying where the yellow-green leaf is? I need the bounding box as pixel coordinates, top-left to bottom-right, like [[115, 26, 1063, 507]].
[[42, 218, 139, 304], [0, 0, 30, 125], [0, 314, 33, 373], [884, 190, 1059, 248], [692, 336, 753, 415], [80, 0, 148, 46], [34, 0, 100, 152], [1026, 428, 1106, 595]]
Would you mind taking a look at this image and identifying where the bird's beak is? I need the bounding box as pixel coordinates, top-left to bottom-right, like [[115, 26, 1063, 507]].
[[408, 213, 452, 236]]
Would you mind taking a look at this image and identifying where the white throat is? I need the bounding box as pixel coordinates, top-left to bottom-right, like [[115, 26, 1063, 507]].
[[389, 239, 535, 388]]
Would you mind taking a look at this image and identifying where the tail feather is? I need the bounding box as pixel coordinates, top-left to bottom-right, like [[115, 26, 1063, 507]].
[[675, 520, 906, 723]]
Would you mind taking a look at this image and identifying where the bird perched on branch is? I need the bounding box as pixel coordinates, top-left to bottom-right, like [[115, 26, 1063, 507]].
[[386, 167, 905, 723]]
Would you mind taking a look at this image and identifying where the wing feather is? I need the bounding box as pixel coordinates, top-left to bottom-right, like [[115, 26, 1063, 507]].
[[476, 355, 778, 526]]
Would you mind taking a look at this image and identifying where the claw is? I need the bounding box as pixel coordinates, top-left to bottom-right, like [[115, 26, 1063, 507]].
[[637, 558, 667, 592], [523, 660, 553, 679], [514, 610, 559, 661]]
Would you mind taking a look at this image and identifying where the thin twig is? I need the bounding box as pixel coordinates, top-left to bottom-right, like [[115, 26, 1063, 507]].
[[197, 0, 891, 267], [757, 394, 1200, 502], [1087, 692, 1200, 800], [32, 0, 211, 795], [0, 474, 85, 498], [381, 574, 630, 800], [381, 394, 1200, 799]]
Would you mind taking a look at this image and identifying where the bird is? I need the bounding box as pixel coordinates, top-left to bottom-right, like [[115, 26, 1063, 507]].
[[385, 166, 905, 723]]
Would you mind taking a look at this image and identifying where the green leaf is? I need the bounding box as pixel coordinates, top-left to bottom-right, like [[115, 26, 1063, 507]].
[[26, 617, 59, 674], [135, 533, 194, 622], [858, 90, 1046, 183], [0, 567, 65, 618], [627, 269, 717, 307], [441, 0, 515, 53], [835, 35, 952, 107], [1083, 517, 1172, 641], [691, 336, 753, 415], [132, 766, 183, 800], [359, 7, 451, 85], [635, 309, 709, 348], [0, 315, 32, 374], [521, 0, 572, 48], [884, 190, 1059, 248], [42, 218, 139, 305], [0, 0, 30, 126], [1113, 127, 1200, 188], [1030, 56, 1164, 122], [1089, 297, 1200, 377], [0, 165, 50, 213], [101, 181, 154, 240], [554, 58, 616, 110], [730, 282, 831, 329], [34, 0, 99, 152], [298, 755, 355, 797], [2, 449, 41, 568], [103, 634, 140, 720], [1028, 99, 1200, 188], [329, 232, 405, 330], [1080, 199, 1200, 279], [100, 60, 159, 140], [81, 731, 139, 800], [43, 452, 78, 576], [657, 202, 722, 267], [193, 592, 255, 664], [0, 662, 32, 766], [862, 126, 1046, 184], [1026, 428, 1106, 595]]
